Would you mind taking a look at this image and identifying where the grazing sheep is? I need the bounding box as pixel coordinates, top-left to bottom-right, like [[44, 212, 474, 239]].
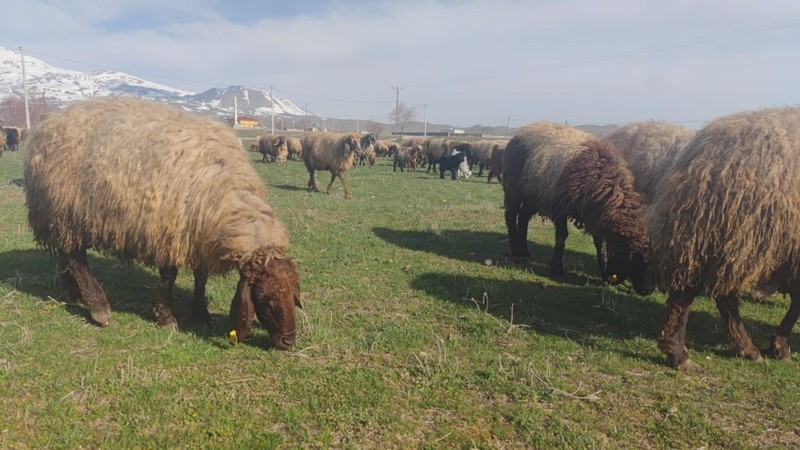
[[285, 136, 303, 160], [24, 97, 301, 350], [649, 107, 800, 371], [256, 135, 282, 163], [271, 136, 290, 163], [3, 126, 21, 151], [374, 140, 392, 157], [457, 155, 472, 178], [357, 133, 377, 167], [603, 121, 695, 203], [503, 121, 652, 294], [425, 138, 454, 172], [392, 144, 423, 172], [302, 132, 362, 198], [486, 144, 505, 183], [439, 152, 469, 180]]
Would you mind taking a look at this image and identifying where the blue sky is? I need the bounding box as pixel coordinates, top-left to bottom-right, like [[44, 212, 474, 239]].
[[3, 0, 800, 127]]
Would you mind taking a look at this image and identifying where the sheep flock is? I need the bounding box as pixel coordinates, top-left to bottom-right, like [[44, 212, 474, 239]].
[[12, 96, 800, 373]]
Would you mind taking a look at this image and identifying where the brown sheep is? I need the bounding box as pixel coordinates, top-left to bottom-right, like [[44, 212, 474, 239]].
[[356, 133, 377, 168], [256, 134, 282, 163], [23, 97, 301, 350], [649, 107, 800, 371], [470, 140, 507, 177], [285, 136, 303, 160], [603, 121, 695, 203], [374, 140, 391, 157], [503, 121, 652, 295], [486, 144, 505, 183], [3, 126, 21, 151], [425, 138, 457, 173], [302, 132, 363, 198], [392, 144, 423, 172], [271, 136, 290, 163]]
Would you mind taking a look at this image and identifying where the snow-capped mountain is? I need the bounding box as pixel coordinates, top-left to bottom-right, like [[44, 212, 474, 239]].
[[0, 46, 307, 119]]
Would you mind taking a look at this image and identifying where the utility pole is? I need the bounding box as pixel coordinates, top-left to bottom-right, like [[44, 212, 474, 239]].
[[19, 47, 31, 130], [504, 115, 511, 138], [303, 103, 309, 131], [270, 86, 275, 135], [392, 86, 403, 134], [234, 96, 238, 127], [423, 104, 428, 137]]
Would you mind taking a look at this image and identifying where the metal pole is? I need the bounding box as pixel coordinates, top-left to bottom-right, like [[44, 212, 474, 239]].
[[423, 104, 428, 137], [505, 115, 511, 138], [19, 47, 31, 130], [270, 86, 275, 135]]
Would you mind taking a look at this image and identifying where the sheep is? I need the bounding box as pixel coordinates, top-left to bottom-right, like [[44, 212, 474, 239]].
[[373, 140, 392, 157], [0, 128, 5, 157], [439, 152, 469, 180], [256, 134, 283, 163], [270, 136, 290, 163], [285, 136, 303, 160], [603, 121, 695, 203], [457, 155, 472, 178], [649, 107, 800, 371], [502, 121, 652, 295], [392, 144, 423, 172], [3, 126, 21, 151], [426, 138, 456, 173], [486, 144, 505, 183], [470, 140, 507, 177], [357, 133, 377, 168], [301, 132, 362, 198], [23, 97, 301, 350]]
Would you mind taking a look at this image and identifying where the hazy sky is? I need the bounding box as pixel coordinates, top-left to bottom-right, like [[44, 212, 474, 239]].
[[3, 0, 800, 127]]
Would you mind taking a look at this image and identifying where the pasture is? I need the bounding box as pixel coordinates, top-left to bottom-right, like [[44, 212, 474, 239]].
[[1, 143, 799, 449]]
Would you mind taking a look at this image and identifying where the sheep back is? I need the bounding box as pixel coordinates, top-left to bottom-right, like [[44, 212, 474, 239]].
[[24, 97, 289, 275], [649, 107, 800, 297], [603, 121, 695, 203]]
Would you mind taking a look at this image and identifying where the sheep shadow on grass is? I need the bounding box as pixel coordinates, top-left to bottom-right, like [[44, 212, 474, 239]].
[[0, 248, 272, 350], [372, 227, 602, 290], [411, 271, 796, 365]]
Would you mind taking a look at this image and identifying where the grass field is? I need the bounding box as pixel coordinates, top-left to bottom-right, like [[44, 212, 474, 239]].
[[1, 142, 799, 449]]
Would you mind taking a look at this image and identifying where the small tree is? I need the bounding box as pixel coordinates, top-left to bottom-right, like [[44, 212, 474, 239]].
[[0, 93, 51, 129], [364, 120, 384, 138], [388, 103, 416, 138]]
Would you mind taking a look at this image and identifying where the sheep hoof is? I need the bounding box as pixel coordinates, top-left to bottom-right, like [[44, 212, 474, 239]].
[[190, 307, 212, 327], [676, 359, 704, 373], [765, 335, 791, 360]]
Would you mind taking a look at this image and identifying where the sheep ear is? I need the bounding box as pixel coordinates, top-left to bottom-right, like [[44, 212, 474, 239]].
[[343, 142, 351, 158], [229, 275, 255, 343], [294, 292, 304, 310]]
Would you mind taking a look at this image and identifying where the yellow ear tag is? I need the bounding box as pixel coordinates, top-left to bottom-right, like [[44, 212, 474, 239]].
[[609, 274, 619, 283], [228, 330, 238, 345]]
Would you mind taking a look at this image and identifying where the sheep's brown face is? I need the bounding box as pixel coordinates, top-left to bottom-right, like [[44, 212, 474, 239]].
[[251, 258, 302, 350]]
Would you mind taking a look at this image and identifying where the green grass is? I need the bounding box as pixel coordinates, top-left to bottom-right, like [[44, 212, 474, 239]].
[[1, 145, 799, 449]]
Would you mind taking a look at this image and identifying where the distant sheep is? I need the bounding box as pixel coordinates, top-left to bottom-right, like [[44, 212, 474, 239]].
[[374, 140, 392, 157], [392, 144, 423, 172], [302, 132, 362, 198], [256, 135, 282, 163], [439, 152, 469, 180], [271, 136, 290, 163], [649, 107, 800, 371], [486, 144, 505, 183], [603, 121, 695, 203], [3, 126, 21, 151], [426, 139, 456, 173], [23, 97, 301, 350], [357, 133, 377, 168], [502, 121, 652, 294], [285, 136, 303, 160]]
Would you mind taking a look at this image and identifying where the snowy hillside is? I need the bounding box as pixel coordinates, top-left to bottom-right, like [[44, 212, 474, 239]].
[[0, 46, 307, 118]]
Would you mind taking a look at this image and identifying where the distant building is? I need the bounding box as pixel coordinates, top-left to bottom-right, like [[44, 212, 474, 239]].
[[226, 115, 261, 128]]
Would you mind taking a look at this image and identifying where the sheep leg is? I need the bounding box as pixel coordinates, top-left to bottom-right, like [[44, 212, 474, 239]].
[[64, 248, 112, 327], [58, 255, 83, 304], [307, 170, 319, 192], [333, 172, 352, 199], [593, 236, 608, 279], [153, 266, 178, 329], [715, 294, 763, 362], [190, 268, 212, 326], [658, 289, 703, 371], [765, 284, 800, 360], [549, 217, 568, 279], [505, 199, 532, 257], [477, 162, 485, 177]]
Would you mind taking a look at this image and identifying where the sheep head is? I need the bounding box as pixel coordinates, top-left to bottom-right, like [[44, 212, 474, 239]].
[[605, 242, 654, 296], [343, 134, 363, 159], [230, 252, 302, 350]]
